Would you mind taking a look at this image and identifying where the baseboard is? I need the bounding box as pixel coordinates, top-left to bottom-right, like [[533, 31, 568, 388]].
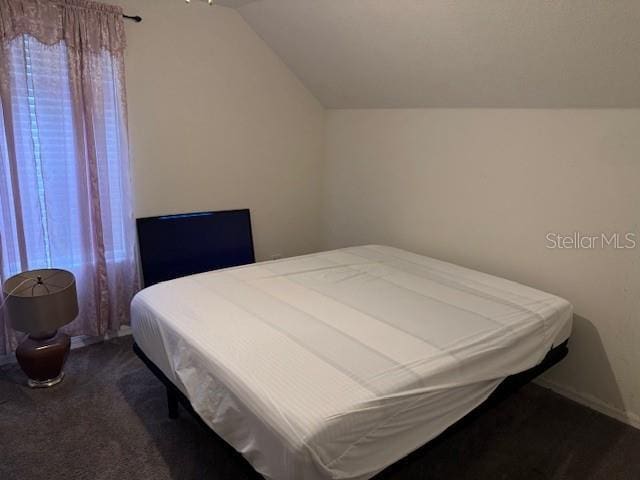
[[535, 378, 640, 430], [69, 325, 132, 349], [0, 326, 132, 367]]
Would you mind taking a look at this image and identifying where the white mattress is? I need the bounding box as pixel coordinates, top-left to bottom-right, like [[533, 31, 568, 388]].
[[131, 245, 572, 480]]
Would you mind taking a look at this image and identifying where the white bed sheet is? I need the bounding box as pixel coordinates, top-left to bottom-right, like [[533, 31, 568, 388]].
[[131, 245, 572, 480]]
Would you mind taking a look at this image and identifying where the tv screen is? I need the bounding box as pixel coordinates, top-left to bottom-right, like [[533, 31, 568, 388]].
[[136, 209, 255, 287]]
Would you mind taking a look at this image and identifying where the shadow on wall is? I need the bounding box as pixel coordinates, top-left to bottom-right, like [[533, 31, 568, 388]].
[[540, 314, 628, 424]]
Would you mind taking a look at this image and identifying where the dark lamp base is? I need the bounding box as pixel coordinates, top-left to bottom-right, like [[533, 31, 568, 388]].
[[16, 331, 70, 388]]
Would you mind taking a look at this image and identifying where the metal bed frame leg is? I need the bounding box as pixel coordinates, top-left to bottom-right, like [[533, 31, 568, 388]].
[[167, 386, 179, 419]]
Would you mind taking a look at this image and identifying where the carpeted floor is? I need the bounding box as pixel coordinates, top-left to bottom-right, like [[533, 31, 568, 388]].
[[1, 337, 639, 480]]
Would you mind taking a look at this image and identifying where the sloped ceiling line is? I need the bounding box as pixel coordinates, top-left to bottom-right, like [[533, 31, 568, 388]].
[[220, 0, 640, 108]]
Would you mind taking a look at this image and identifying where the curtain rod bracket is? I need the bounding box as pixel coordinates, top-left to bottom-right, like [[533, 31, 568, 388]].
[[123, 14, 142, 23]]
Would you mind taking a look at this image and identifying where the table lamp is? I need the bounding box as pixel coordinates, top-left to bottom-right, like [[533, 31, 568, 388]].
[[2, 269, 78, 388]]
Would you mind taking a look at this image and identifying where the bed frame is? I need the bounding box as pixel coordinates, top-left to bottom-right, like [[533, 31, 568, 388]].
[[133, 340, 568, 470]]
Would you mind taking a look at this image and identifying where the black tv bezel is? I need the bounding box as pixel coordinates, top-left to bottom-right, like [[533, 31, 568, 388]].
[[136, 208, 256, 287]]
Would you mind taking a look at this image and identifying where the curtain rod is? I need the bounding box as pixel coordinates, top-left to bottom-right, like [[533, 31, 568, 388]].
[[123, 14, 142, 23]]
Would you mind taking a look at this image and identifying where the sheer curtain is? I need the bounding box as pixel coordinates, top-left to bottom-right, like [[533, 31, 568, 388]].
[[0, 0, 139, 355]]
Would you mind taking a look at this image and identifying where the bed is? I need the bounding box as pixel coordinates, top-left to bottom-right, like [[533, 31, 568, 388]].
[[130, 245, 572, 480]]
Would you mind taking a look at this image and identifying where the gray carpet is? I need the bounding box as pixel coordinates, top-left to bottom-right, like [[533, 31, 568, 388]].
[[1, 337, 639, 480]]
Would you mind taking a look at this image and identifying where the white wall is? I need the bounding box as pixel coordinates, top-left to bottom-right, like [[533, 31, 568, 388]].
[[116, 0, 325, 261], [324, 109, 640, 426]]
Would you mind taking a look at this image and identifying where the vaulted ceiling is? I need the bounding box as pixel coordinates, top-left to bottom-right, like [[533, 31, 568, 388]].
[[217, 0, 640, 108]]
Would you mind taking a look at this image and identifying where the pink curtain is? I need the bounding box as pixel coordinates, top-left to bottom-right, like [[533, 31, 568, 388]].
[[0, 0, 139, 355]]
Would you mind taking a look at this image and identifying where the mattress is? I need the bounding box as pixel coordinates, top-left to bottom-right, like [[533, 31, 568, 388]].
[[131, 245, 572, 480]]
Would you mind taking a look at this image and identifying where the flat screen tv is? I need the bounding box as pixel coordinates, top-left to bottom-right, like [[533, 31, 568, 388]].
[[136, 209, 255, 287]]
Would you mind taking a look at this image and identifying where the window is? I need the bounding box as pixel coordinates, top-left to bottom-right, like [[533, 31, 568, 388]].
[[0, 35, 129, 277], [0, 0, 138, 352]]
